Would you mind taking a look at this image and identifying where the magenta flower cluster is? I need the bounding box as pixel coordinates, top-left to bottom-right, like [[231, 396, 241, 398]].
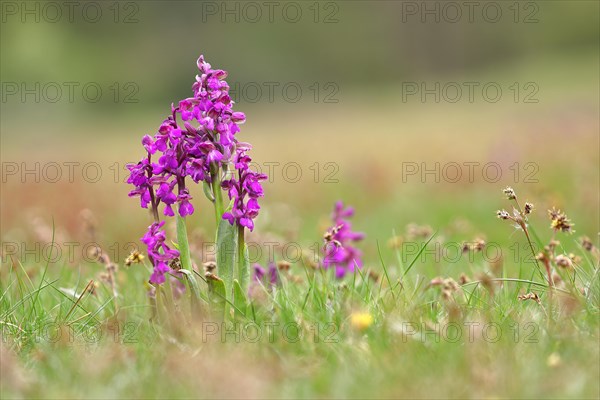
[[127, 55, 265, 284], [221, 144, 267, 231], [323, 201, 365, 278], [141, 221, 178, 284], [127, 56, 245, 218]]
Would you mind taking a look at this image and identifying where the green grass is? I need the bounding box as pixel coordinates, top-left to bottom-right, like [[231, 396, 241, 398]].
[[1, 208, 598, 399]]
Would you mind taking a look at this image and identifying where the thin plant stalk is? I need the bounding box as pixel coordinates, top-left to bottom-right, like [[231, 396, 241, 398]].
[[210, 164, 224, 225], [176, 214, 193, 272], [237, 224, 246, 287], [511, 197, 552, 287]]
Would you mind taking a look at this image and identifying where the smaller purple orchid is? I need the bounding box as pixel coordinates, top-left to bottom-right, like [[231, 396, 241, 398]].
[[323, 201, 365, 278], [247, 262, 278, 299], [141, 221, 180, 284], [253, 262, 278, 286]]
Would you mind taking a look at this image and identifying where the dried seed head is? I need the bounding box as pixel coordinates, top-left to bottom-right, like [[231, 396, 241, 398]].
[[458, 273, 471, 285], [462, 238, 485, 253], [277, 260, 290, 271], [429, 277, 444, 286], [87, 281, 99, 295], [496, 210, 511, 220], [99, 272, 111, 284], [536, 252, 549, 262], [203, 261, 217, 273], [552, 273, 562, 285], [106, 262, 118, 273], [87, 245, 101, 262], [125, 250, 144, 266], [548, 207, 574, 234], [368, 269, 380, 283], [518, 292, 541, 304], [439, 278, 461, 302], [474, 238, 486, 252], [406, 223, 433, 240], [580, 236, 594, 252], [545, 239, 561, 255], [503, 187, 516, 200], [524, 202, 534, 215], [442, 278, 460, 292], [476, 273, 495, 296], [441, 290, 452, 301], [555, 254, 573, 269], [90, 245, 112, 267]]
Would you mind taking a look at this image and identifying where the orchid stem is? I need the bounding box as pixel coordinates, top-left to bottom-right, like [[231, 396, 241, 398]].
[[211, 164, 224, 226], [176, 214, 192, 272], [237, 225, 246, 288]]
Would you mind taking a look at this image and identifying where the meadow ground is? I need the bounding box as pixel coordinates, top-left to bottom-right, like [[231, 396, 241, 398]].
[[1, 55, 599, 399]]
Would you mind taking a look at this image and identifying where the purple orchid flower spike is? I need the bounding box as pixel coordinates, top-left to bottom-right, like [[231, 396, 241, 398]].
[[322, 201, 365, 278], [126, 54, 265, 285], [141, 221, 180, 284], [127, 54, 252, 221]]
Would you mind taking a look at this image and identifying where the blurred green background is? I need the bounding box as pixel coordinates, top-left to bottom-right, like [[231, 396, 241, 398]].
[[1, 1, 598, 264]]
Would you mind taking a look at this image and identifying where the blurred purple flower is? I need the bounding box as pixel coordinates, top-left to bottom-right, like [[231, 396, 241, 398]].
[[252, 262, 278, 286], [322, 201, 365, 278]]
